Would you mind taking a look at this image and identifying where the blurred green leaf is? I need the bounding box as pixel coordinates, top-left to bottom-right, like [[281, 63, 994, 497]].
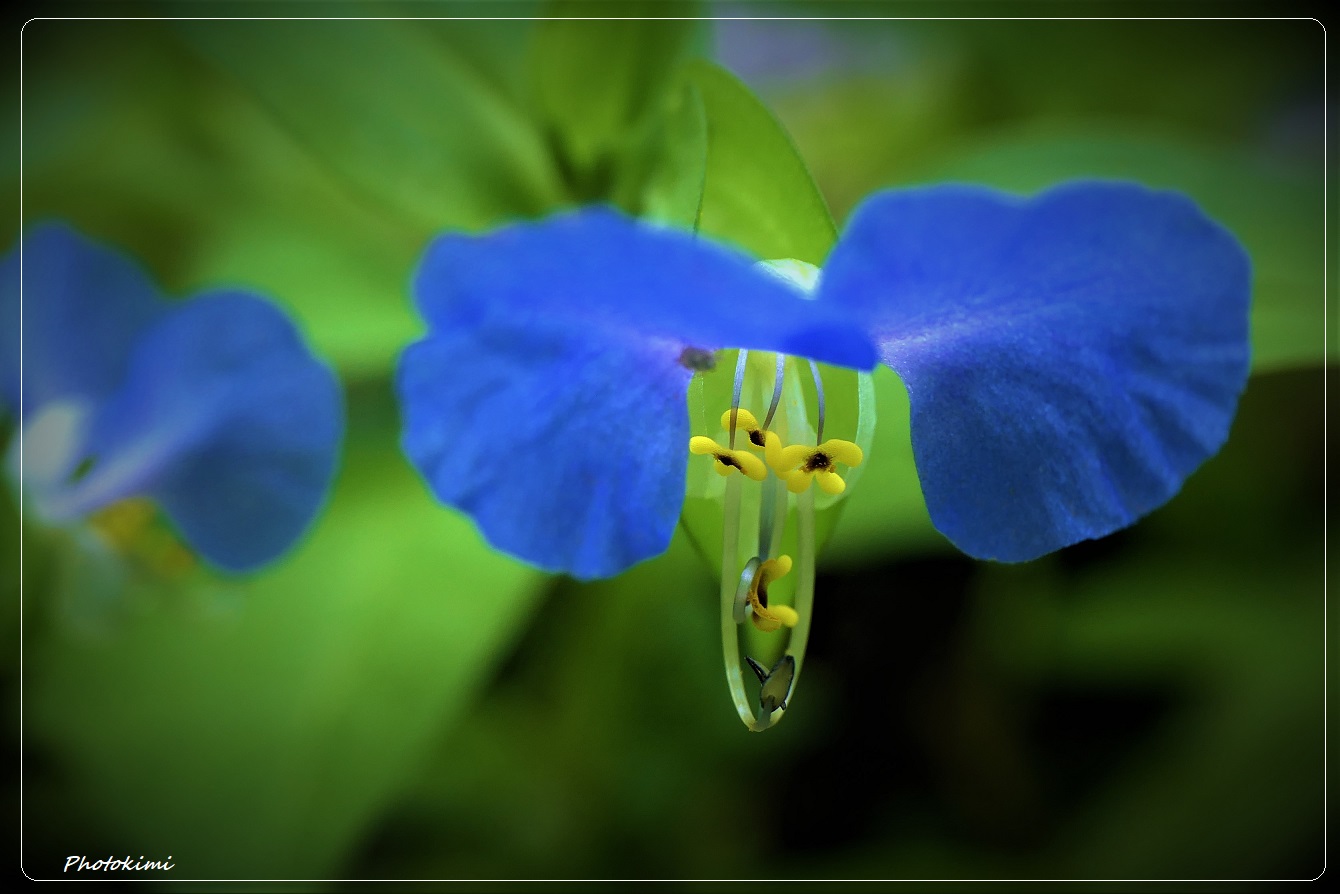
[[977, 551, 1321, 878], [686, 60, 837, 264], [348, 529, 777, 879], [911, 126, 1327, 372], [10, 22, 439, 378], [639, 82, 708, 228], [8, 22, 218, 242], [530, 4, 702, 202], [177, 18, 564, 233], [174, 73, 429, 378], [762, 19, 1319, 221], [820, 367, 941, 566], [27, 401, 543, 878], [411, 10, 543, 110], [915, 19, 1321, 144]]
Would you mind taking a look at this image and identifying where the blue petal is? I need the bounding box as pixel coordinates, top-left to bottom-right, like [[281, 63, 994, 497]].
[[0, 223, 166, 416], [54, 291, 344, 572], [820, 181, 1250, 561], [399, 207, 877, 580]]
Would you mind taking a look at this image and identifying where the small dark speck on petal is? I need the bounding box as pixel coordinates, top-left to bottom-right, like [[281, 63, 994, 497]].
[[679, 346, 717, 372]]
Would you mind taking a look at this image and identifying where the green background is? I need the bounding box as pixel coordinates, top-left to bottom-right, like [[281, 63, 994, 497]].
[[4, 5, 1327, 883]]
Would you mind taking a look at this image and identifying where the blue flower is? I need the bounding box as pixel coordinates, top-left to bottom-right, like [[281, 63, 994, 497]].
[[2, 223, 344, 573], [398, 180, 1249, 578], [397, 208, 877, 581], [397, 179, 1248, 729], [822, 181, 1251, 561]]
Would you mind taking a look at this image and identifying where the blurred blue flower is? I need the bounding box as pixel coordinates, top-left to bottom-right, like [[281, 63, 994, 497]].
[[397, 180, 1250, 580], [1, 223, 344, 573]]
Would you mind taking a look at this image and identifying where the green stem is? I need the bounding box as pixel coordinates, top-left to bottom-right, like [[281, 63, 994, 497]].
[[719, 474, 768, 731], [787, 487, 817, 697]]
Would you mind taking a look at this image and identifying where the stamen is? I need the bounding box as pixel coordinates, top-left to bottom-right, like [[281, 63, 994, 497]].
[[746, 554, 799, 633], [761, 353, 786, 431], [718, 473, 756, 729], [809, 359, 826, 444], [732, 556, 761, 624], [718, 408, 767, 451], [784, 487, 818, 709], [89, 498, 156, 549], [689, 436, 767, 481], [762, 429, 864, 494], [88, 498, 197, 578], [778, 439, 864, 494], [802, 452, 833, 473], [729, 349, 748, 449], [757, 470, 779, 558], [718, 357, 786, 455], [702, 333, 875, 732]]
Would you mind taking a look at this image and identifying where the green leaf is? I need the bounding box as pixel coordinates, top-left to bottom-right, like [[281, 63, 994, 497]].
[[177, 18, 564, 233], [639, 82, 708, 229], [7, 21, 493, 378], [411, 10, 544, 110], [818, 367, 942, 566], [909, 125, 1328, 372], [27, 402, 544, 878], [976, 549, 1321, 877], [684, 60, 838, 265], [172, 74, 432, 378], [13, 58, 423, 378], [529, 3, 703, 201]]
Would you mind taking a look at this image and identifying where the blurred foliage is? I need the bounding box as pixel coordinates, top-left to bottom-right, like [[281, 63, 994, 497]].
[[21, 384, 545, 878], [180, 19, 564, 233], [5, 6, 1326, 884], [530, 1, 703, 206]]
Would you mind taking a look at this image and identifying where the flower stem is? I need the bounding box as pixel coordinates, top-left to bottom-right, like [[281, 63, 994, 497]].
[[719, 473, 770, 730], [787, 486, 817, 698]]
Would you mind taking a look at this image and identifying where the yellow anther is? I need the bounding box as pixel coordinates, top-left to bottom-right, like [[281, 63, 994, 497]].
[[88, 498, 197, 578], [748, 554, 799, 633], [763, 434, 864, 495], [762, 430, 800, 476], [689, 436, 767, 481], [89, 497, 156, 549], [718, 408, 769, 450]]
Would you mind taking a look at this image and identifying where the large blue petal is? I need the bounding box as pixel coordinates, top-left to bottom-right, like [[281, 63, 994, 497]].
[[399, 207, 877, 580], [820, 181, 1250, 561], [0, 223, 166, 416], [51, 291, 344, 572]]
